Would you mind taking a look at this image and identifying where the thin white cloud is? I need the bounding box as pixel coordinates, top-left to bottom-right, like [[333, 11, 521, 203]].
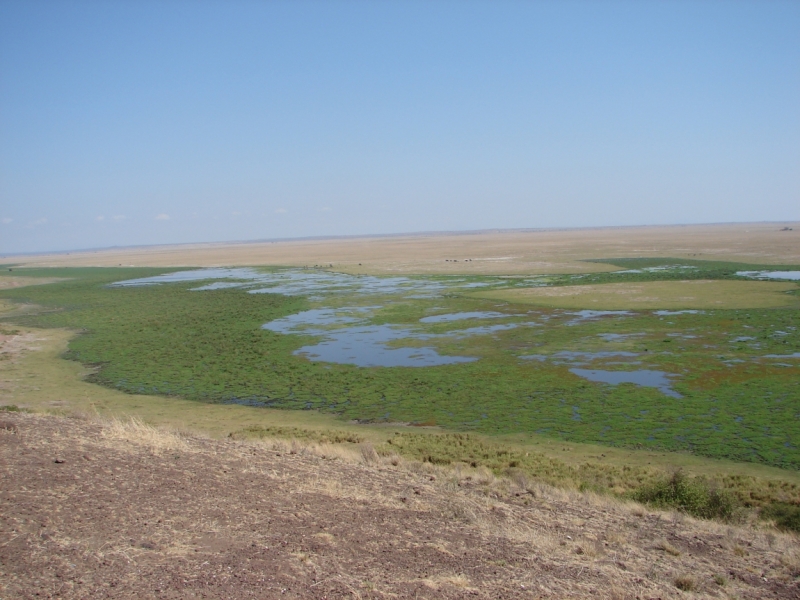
[[155, 213, 170, 221], [275, 208, 288, 214], [320, 206, 332, 212], [111, 215, 127, 222], [96, 216, 105, 221], [1, 218, 12, 224], [31, 218, 47, 226]]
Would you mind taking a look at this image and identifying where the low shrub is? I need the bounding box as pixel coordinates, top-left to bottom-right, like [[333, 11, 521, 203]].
[[228, 425, 364, 445], [674, 575, 696, 591], [631, 470, 737, 520], [760, 502, 800, 533]]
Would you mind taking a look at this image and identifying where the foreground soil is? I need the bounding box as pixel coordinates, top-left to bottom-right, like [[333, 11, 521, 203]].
[[1, 413, 798, 599]]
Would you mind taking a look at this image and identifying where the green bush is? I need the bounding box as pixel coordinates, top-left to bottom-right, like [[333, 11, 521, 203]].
[[760, 503, 800, 533], [631, 470, 737, 520]]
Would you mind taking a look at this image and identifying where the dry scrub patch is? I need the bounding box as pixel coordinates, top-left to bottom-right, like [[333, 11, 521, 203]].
[[100, 417, 193, 455], [1, 412, 798, 599], [0, 276, 67, 290], [472, 279, 800, 310]]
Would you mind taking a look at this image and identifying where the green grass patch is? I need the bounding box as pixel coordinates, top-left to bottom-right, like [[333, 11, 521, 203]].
[[760, 502, 800, 533]]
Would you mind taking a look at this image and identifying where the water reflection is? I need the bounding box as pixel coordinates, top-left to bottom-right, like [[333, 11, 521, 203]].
[[520, 350, 639, 365], [292, 325, 477, 367], [737, 271, 800, 281], [420, 311, 511, 323], [520, 350, 681, 397], [597, 333, 644, 341], [112, 268, 449, 298], [569, 368, 682, 398], [565, 310, 631, 325], [261, 307, 533, 367]]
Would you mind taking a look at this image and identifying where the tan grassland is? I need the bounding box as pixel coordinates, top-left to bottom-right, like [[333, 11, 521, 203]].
[[5, 222, 799, 275], [0, 276, 67, 289], [472, 280, 800, 310]]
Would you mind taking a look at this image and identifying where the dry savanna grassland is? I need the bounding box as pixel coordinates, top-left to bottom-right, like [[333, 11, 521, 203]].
[[7, 222, 800, 275], [1, 223, 799, 599]]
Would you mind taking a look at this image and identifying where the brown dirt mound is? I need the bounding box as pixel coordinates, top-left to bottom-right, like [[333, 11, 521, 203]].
[[1, 413, 798, 599]]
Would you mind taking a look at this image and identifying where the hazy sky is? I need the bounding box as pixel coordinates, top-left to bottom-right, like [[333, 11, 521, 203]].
[[1, 1, 798, 254]]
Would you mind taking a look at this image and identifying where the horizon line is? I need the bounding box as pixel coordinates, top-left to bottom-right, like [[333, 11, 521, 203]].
[[2, 219, 797, 259]]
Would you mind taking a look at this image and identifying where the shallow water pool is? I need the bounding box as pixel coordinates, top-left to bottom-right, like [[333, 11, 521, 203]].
[[569, 368, 682, 398]]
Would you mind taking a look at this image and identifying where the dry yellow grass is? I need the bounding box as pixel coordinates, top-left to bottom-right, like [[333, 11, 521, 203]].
[[0, 276, 68, 289], [471, 279, 800, 310], [5, 222, 799, 275], [5, 410, 799, 599], [101, 416, 192, 454]]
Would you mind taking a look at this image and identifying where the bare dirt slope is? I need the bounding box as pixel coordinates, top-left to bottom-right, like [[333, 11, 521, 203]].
[[1, 413, 798, 599], [5, 222, 799, 275]]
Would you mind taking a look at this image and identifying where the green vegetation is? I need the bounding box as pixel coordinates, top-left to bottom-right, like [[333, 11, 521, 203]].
[[631, 469, 737, 520], [229, 425, 364, 444], [226, 426, 800, 521], [578, 257, 800, 284], [0, 262, 798, 475], [452, 257, 800, 290], [760, 502, 800, 533], [376, 432, 800, 511]]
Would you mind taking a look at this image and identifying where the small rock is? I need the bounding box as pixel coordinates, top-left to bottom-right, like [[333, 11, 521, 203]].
[[54, 458, 65, 464]]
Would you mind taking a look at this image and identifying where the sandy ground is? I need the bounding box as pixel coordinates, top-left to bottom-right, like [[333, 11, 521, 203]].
[[4, 223, 799, 275], [1, 412, 799, 600]]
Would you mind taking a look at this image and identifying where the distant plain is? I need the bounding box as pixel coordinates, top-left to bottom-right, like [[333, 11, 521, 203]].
[[7, 222, 800, 273]]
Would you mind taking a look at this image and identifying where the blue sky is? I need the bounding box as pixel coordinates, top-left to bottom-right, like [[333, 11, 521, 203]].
[[1, 1, 798, 254]]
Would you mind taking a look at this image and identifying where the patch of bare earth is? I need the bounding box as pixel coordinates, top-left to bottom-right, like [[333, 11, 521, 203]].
[[1, 413, 798, 599]]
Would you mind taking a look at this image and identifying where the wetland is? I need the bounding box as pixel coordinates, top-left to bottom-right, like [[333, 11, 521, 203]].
[[1, 257, 798, 471]]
